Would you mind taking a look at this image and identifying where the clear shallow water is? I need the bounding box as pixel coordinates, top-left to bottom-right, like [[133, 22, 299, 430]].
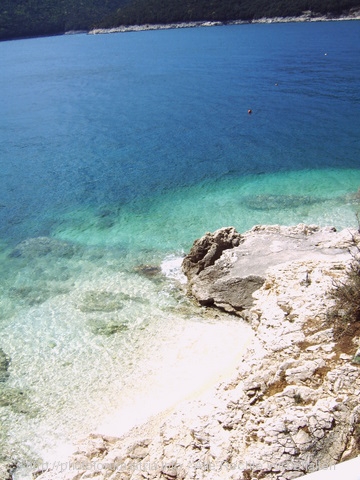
[[0, 21, 360, 474]]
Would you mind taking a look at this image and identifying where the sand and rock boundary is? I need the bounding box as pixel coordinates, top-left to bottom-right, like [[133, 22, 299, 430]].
[[32, 224, 360, 480]]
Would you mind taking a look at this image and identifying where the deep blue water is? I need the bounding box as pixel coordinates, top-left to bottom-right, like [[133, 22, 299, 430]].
[[1, 21, 360, 472], [1, 22, 360, 248]]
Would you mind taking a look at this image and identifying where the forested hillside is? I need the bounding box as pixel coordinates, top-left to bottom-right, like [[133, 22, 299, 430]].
[[1, 0, 360, 41], [98, 0, 360, 28], [0, 0, 126, 40]]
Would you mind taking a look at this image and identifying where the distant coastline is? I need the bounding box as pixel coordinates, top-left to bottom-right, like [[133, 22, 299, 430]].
[[88, 11, 360, 35]]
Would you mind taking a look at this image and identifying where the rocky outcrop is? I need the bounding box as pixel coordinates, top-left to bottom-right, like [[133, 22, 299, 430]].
[[182, 227, 242, 278], [182, 226, 261, 312], [35, 224, 360, 480], [182, 224, 352, 314]]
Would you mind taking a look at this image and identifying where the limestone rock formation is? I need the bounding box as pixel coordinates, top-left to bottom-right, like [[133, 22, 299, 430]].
[[35, 224, 360, 480], [182, 224, 352, 314], [182, 226, 242, 277]]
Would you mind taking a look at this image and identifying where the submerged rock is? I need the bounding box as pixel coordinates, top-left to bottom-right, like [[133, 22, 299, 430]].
[[0, 349, 10, 382], [10, 237, 78, 259], [78, 290, 145, 313], [78, 291, 131, 313], [9, 285, 51, 307], [134, 264, 162, 278], [9, 284, 69, 307], [87, 317, 129, 336], [95, 208, 120, 230], [0, 387, 34, 415], [243, 194, 324, 210]]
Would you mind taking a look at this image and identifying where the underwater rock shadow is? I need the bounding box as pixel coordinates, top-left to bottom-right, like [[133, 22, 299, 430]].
[[9, 237, 80, 259], [0, 349, 10, 383], [242, 194, 328, 211]]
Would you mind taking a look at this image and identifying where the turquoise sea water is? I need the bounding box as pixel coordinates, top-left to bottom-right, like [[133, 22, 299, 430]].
[[1, 21, 360, 473]]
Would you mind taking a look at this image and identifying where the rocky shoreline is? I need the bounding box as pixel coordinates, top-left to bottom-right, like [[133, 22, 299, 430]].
[[28, 224, 360, 480], [88, 12, 360, 35]]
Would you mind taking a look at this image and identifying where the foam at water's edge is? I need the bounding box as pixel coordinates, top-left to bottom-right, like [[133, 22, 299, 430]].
[[161, 254, 187, 284]]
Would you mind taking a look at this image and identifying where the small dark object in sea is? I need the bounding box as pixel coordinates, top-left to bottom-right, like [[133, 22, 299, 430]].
[[134, 264, 161, 278], [243, 194, 321, 211]]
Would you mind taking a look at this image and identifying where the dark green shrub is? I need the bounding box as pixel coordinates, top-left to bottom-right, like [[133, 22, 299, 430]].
[[331, 233, 360, 324]]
